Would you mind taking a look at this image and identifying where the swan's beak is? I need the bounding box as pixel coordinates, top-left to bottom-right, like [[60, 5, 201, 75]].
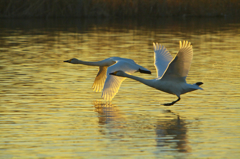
[[64, 60, 70, 63]]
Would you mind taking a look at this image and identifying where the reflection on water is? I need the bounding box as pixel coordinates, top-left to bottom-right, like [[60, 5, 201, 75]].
[[94, 101, 191, 154], [94, 101, 122, 125], [94, 101, 126, 136], [0, 18, 240, 158], [155, 111, 191, 153]]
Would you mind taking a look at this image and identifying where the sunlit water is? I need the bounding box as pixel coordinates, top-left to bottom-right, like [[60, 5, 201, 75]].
[[0, 18, 240, 158]]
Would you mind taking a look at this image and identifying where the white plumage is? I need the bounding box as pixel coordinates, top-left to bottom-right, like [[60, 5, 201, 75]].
[[110, 41, 203, 106], [64, 57, 151, 101]]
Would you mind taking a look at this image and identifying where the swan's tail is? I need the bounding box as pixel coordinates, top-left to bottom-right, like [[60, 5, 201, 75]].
[[138, 65, 151, 74], [195, 82, 203, 86], [193, 82, 203, 91], [139, 68, 151, 74], [183, 83, 203, 94]]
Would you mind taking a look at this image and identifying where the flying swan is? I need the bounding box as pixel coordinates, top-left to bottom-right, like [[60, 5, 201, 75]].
[[110, 41, 203, 106], [64, 57, 151, 101]]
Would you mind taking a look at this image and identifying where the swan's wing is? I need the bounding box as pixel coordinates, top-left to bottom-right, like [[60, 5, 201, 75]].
[[92, 66, 108, 92], [153, 43, 173, 78], [162, 41, 193, 80], [101, 60, 139, 101]]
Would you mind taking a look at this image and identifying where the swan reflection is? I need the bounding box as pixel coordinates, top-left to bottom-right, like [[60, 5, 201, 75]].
[[93, 101, 125, 125], [155, 110, 191, 153], [93, 101, 126, 136], [94, 102, 191, 152]]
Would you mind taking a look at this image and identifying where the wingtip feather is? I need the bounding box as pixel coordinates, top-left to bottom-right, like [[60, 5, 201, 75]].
[[153, 42, 156, 50], [179, 40, 192, 49]]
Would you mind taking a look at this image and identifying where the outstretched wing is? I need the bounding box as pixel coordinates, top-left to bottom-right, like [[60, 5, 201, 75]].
[[92, 66, 108, 92], [162, 41, 193, 80], [101, 60, 140, 101], [153, 43, 173, 78]]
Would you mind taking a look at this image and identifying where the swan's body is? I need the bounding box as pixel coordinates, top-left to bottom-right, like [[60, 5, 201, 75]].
[[64, 57, 151, 101], [110, 41, 203, 106]]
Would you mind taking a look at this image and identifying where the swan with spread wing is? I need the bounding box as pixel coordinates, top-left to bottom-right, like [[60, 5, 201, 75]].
[[64, 57, 151, 101], [110, 41, 203, 106]]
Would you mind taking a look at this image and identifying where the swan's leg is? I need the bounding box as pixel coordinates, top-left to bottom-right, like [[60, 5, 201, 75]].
[[162, 96, 181, 106]]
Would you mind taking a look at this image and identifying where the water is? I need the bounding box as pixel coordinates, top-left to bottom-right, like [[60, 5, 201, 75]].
[[0, 18, 240, 158]]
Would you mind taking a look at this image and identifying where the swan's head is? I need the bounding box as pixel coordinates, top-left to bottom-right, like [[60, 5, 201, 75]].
[[109, 70, 126, 77], [64, 58, 79, 64]]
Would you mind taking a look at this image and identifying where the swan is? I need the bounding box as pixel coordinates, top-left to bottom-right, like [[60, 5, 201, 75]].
[[64, 57, 151, 101], [110, 41, 203, 106]]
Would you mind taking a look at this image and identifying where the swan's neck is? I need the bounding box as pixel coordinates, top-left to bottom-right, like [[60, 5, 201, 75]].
[[74, 60, 99, 66], [75, 59, 115, 66], [124, 74, 155, 88]]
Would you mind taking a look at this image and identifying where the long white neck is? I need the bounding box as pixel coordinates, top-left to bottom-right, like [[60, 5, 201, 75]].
[[124, 74, 155, 88], [74, 59, 100, 66], [74, 59, 114, 66]]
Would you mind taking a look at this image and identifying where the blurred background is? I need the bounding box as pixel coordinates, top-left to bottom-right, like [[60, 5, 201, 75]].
[[0, 0, 240, 18]]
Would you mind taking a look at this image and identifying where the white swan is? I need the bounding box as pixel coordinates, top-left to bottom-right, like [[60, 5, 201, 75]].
[[110, 41, 203, 106], [64, 57, 151, 101]]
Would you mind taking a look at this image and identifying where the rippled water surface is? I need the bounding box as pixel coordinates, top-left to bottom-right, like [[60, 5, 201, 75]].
[[0, 18, 240, 158]]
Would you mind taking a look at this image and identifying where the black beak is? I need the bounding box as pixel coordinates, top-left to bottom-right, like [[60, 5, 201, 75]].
[[139, 69, 151, 74], [109, 72, 115, 75], [64, 60, 70, 63]]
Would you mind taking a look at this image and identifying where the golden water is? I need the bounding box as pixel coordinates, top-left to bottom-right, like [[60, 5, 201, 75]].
[[0, 18, 240, 158]]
